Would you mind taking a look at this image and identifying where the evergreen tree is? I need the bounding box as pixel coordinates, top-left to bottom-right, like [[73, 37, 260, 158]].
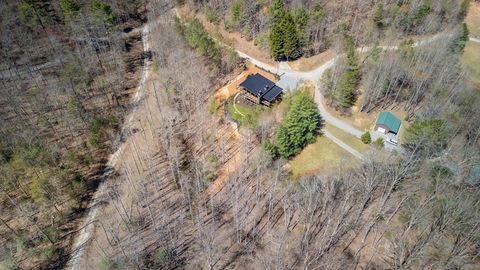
[[345, 35, 358, 69], [268, 1, 301, 60], [399, 38, 416, 61], [373, 3, 384, 28], [269, 0, 284, 22], [60, 0, 79, 22], [90, 0, 116, 25], [414, 1, 432, 25], [231, 0, 242, 23], [334, 70, 358, 108], [450, 23, 469, 54], [332, 34, 359, 109], [261, 139, 279, 160], [373, 138, 384, 148], [282, 12, 300, 59], [276, 91, 320, 158], [269, 10, 300, 60], [361, 131, 372, 144], [269, 21, 284, 59], [18, 0, 52, 28], [276, 124, 295, 158], [404, 119, 449, 154], [295, 7, 310, 51]]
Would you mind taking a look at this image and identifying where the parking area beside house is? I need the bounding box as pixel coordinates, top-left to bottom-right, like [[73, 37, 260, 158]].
[[372, 111, 403, 149]]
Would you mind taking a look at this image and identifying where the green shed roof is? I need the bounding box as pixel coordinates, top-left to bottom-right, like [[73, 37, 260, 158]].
[[376, 112, 401, 133]]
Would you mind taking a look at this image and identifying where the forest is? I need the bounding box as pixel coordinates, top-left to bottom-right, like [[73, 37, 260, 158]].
[[1, 0, 479, 270], [0, 0, 145, 268]]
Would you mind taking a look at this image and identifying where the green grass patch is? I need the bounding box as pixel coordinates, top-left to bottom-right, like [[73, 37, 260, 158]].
[[208, 99, 219, 116], [289, 136, 356, 178], [325, 124, 370, 153], [226, 102, 263, 129], [461, 41, 480, 87]]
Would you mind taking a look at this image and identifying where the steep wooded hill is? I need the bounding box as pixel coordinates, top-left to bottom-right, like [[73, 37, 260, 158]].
[[0, 0, 145, 268]]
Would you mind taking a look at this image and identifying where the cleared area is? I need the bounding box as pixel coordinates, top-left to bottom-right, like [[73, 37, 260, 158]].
[[466, 1, 480, 37], [289, 136, 357, 178], [325, 124, 370, 154], [462, 41, 480, 87]]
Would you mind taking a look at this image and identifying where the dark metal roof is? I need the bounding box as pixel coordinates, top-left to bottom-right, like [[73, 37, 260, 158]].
[[239, 73, 283, 102]]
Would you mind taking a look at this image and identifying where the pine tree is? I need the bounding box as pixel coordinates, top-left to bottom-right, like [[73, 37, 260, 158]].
[[269, 0, 285, 60], [361, 131, 372, 144], [451, 23, 469, 54], [332, 34, 359, 109], [404, 119, 449, 153], [276, 91, 320, 158], [269, 21, 284, 59], [231, 0, 242, 22], [275, 124, 294, 158], [345, 35, 358, 69], [372, 3, 384, 28], [334, 70, 358, 109], [282, 12, 300, 59], [269, 0, 284, 22], [60, 0, 80, 22], [269, 9, 300, 60]]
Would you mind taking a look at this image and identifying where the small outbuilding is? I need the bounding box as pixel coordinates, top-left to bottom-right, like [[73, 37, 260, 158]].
[[375, 112, 401, 135], [239, 73, 283, 106]]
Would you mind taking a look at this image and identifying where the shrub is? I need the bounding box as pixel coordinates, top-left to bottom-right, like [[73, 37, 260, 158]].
[[372, 3, 384, 28], [404, 119, 449, 154], [205, 7, 219, 24], [41, 245, 59, 261], [90, 0, 116, 25], [361, 131, 372, 144], [374, 138, 384, 148], [261, 139, 278, 160], [86, 116, 111, 147], [154, 249, 168, 266], [60, 0, 80, 22], [98, 256, 115, 270], [208, 99, 219, 116], [206, 153, 218, 163], [224, 19, 234, 32], [231, 0, 242, 22]]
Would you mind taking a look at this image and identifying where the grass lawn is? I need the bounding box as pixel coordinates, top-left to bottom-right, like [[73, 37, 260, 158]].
[[462, 41, 480, 87], [325, 124, 370, 153], [227, 102, 263, 129], [289, 136, 357, 179]]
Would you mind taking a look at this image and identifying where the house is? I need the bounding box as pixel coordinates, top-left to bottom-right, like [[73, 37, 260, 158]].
[[375, 112, 401, 135], [239, 73, 283, 106]]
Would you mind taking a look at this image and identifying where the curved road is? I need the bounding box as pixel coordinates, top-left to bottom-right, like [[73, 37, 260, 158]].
[[235, 33, 459, 154]]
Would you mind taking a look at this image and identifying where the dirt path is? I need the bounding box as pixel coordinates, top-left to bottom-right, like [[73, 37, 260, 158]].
[[65, 24, 152, 270], [470, 36, 480, 43]]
